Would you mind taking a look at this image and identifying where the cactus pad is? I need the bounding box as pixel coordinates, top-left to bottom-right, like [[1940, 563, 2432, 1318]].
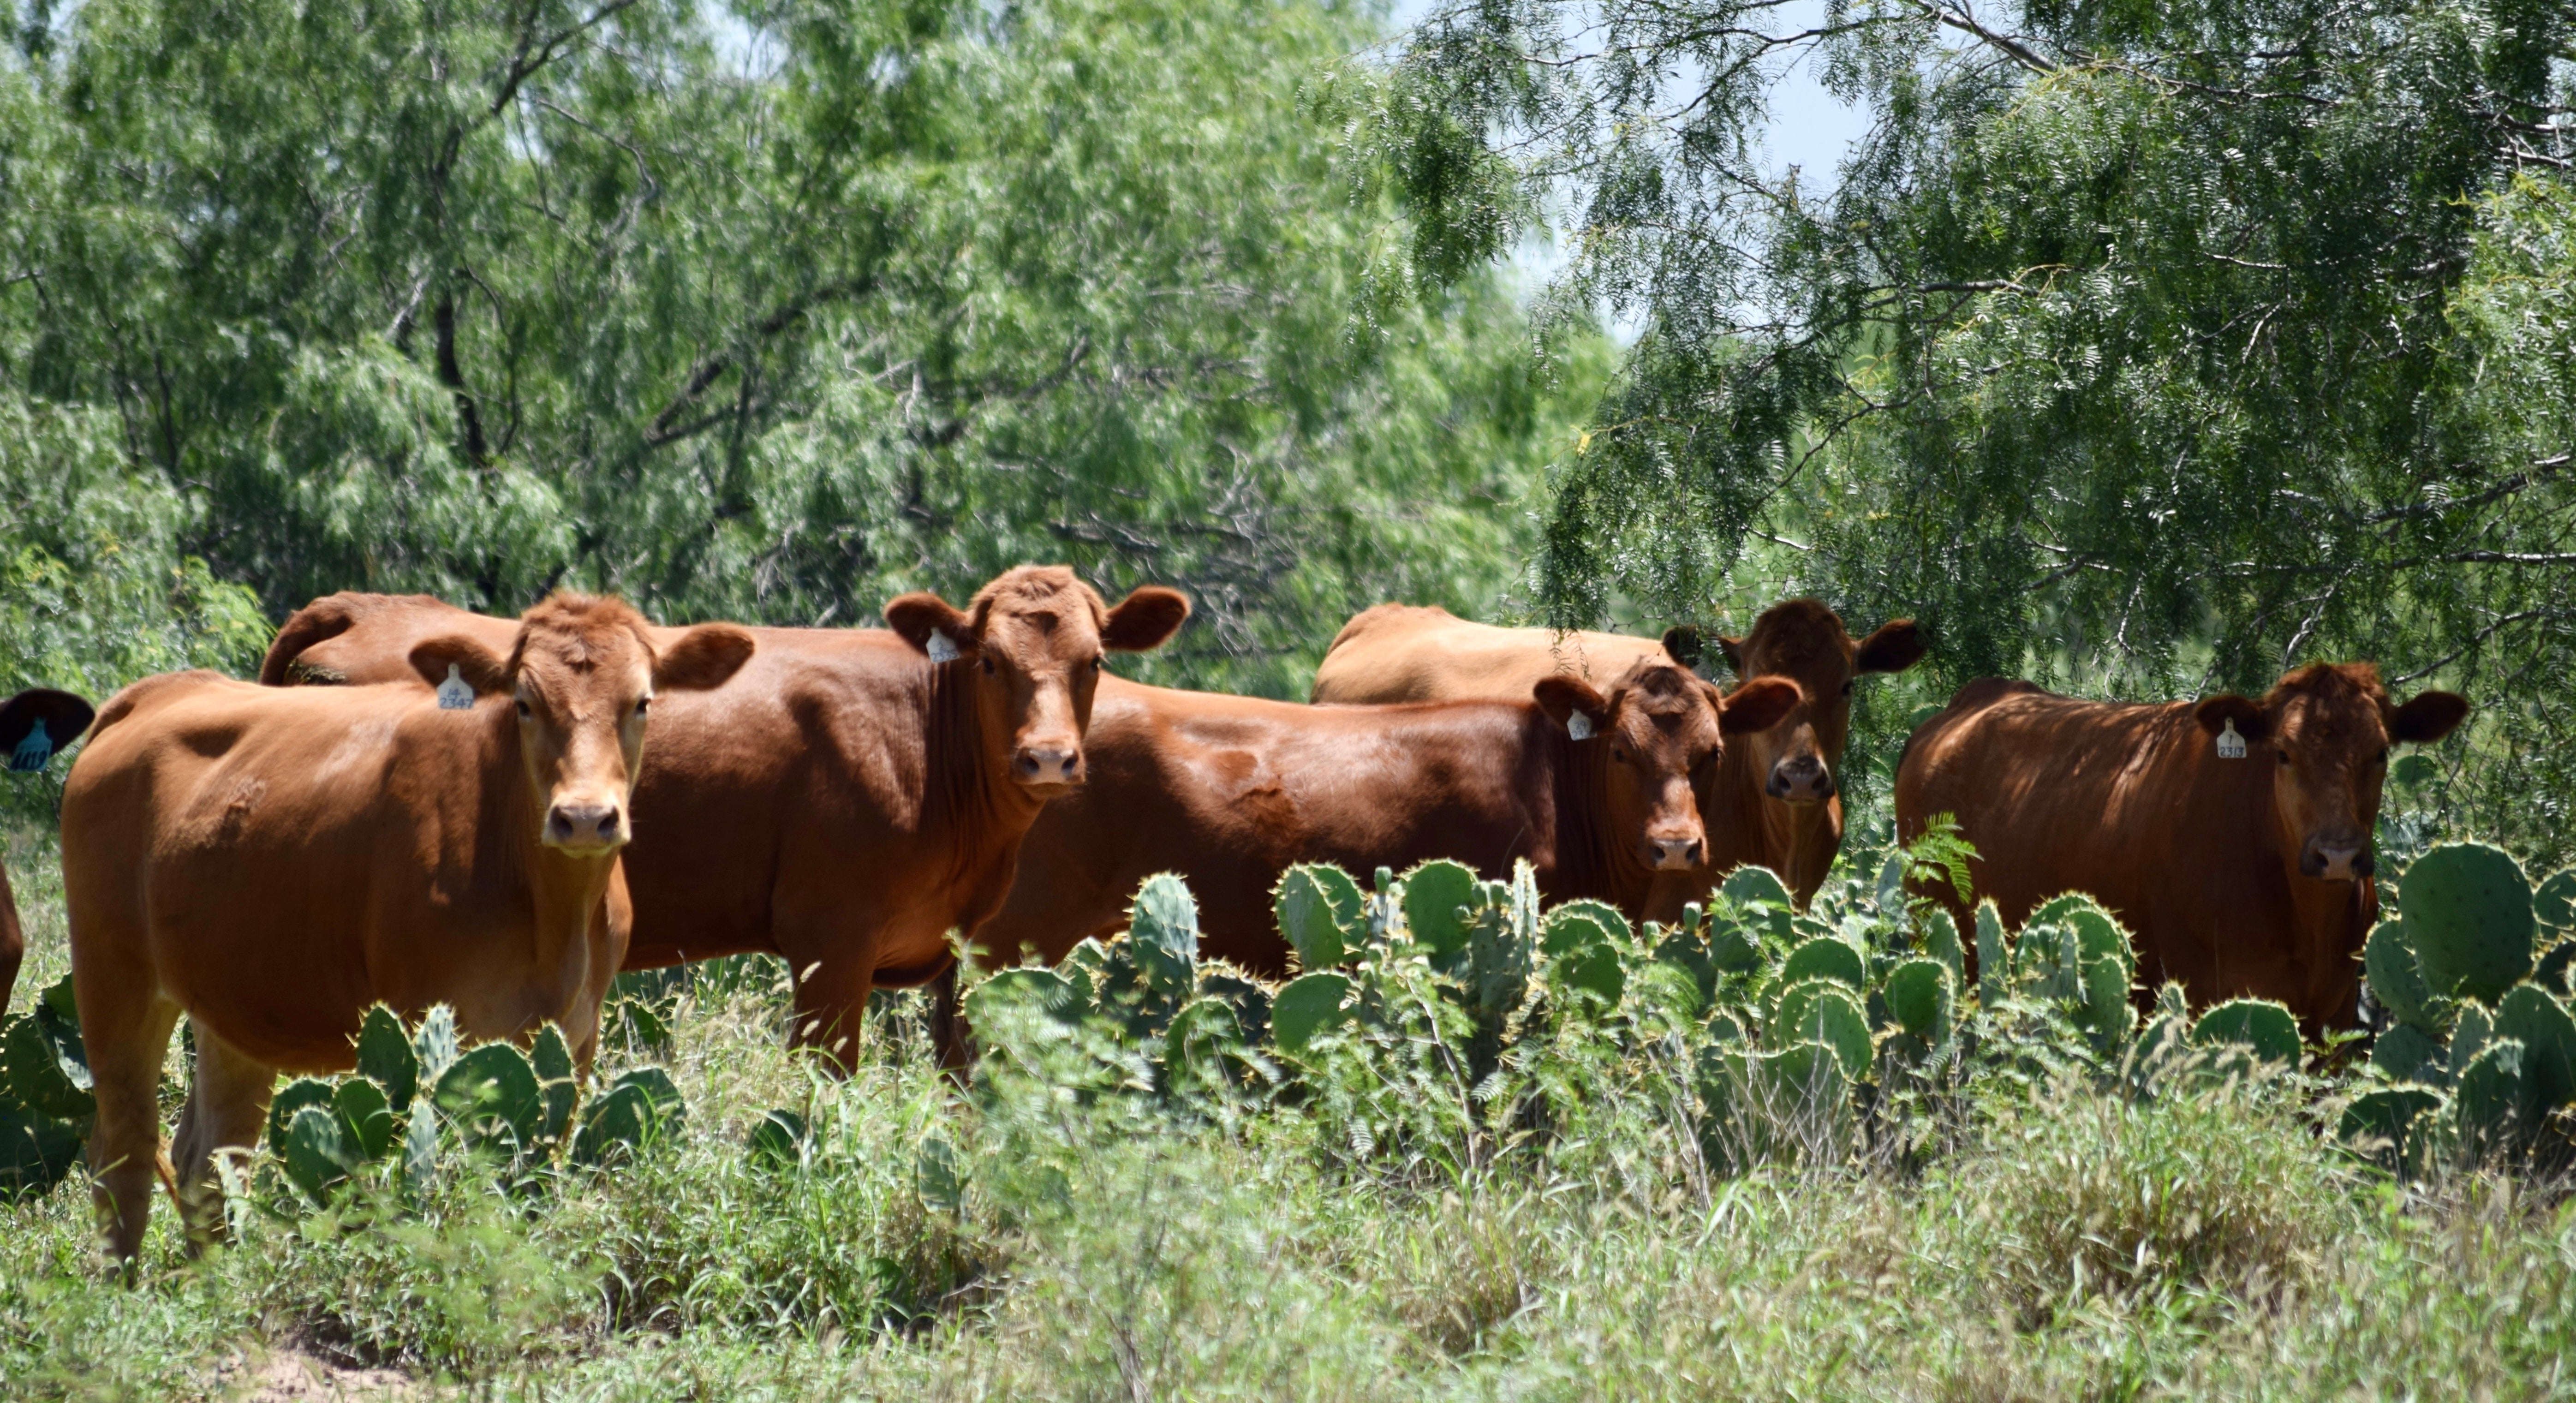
[[967, 968, 1086, 1026], [1401, 860, 1479, 957], [2453, 1036, 2528, 1160], [1918, 907, 1965, 986], [354, 1004, 418, 1111], [2338, 1086, 2442, 1175], [1883, 957, 1954, 1039], [1780, 937, 1867, 991], [334, 1076, 396, 1161], [1771, 980, 1872, 1080], [2493, 985, 2576, 1113], [1275, 864, 1363, 971], [266, 1078, 340, 1157], [2401, 841, 2536, 1004], [1271, 972, 1352, 1054], [2190, 999, 2301, 1069], [2370, 1022, 2447, 1086], [435, 1043, 545, 1154], [2536, 869, 2576, 932], [2364, 919, 2443, 1034], [1974, 901, 2008, 1006], [1129, 872, 1204, 992]]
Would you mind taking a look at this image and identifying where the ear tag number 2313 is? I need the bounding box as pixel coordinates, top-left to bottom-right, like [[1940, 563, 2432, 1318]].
[[436, 665, 476, 711], [2214, 717, 2246, 760]]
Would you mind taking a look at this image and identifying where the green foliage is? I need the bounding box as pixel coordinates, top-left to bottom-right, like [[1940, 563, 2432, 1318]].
[[1275, 864, 1365, 973]]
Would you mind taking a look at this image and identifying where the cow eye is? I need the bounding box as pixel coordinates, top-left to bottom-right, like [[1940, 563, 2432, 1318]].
[[634, 699, 650, 717], [514, 699, 531, 719], [1090, 655, 1105, 672], [1840, 681, 1854, 697], [2275, 750, 2291, 765], [979, 654, 995, 675], [1610, 747, 1631, 764]]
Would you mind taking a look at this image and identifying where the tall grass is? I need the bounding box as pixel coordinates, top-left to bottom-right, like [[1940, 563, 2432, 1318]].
[[4, 853, 2576, 1397]]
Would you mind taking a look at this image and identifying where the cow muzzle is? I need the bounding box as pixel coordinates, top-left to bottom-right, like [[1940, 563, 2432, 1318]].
[[1645, 835, 1705, 872], [1012, 743, 1083, 791], [2302, 839, 2373, 881], [1766, 754, 1834, 803], [545, 800, 626, 853]]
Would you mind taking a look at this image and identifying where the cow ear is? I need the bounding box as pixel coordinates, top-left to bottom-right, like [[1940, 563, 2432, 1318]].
[[884, 593, 977, 661], [1854, 618, 1925, 675], [1659, 625, 1704, 669], [1716, 634, 1745, 677], [0, 688, 96, 761], [2194, 695, 2270, 742], [653, 624, 756, 693], [409, 635, 511, 695], [1532, 676, 1611, 740], [2390, 690, 2469, 744], [1101, 585, 1190, 652], [1717, 676, 1802, 734]]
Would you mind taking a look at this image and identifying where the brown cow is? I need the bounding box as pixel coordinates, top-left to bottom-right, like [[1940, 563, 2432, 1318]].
[[975, 658, 1803, 974], [1311, 599, 1922, 903], [2, 688, 96, 1016], [1894, 664, 2469, 1033], [64, 596, 754, 1259], [258, 567, 1190, 1068]]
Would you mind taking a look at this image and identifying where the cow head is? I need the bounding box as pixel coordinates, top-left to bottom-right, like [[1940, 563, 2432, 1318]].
[[1537, 661, 1803, 875], [1716, 599, 1922, 805], [885, 566, 1189, 799], [409, 596, 756, 855], [2193, 663, 2469, 882]]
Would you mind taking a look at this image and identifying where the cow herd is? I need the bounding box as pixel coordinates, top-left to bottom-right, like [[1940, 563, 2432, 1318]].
[[0, 565, 2469, 1259]]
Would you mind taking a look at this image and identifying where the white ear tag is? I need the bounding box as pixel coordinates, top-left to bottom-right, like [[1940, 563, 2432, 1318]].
[[1566, 711, 1595, 741], [2214, 717, 2246, 759], [926, 629, 960, 663], [435, 664, 475, 711]]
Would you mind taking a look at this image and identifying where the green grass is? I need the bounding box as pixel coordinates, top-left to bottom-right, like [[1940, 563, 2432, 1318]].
[[6, 837, 2576, 1400]]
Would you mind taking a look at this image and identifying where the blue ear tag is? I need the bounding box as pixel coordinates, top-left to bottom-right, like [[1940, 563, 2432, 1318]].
[[435, 665, 476, 711], [2214, 717, 2246, 760], [8, 721, 50, 772]]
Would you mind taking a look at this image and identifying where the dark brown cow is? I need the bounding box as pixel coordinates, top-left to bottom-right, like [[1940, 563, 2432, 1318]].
[[1894, 664, 2469, 1033], [258, 567, 1190, 1068], [975, 659, 1802, 974], [1311, 599, 1922, 904], [64, 596, 754, 1259], [1, 688, 96, 1016]]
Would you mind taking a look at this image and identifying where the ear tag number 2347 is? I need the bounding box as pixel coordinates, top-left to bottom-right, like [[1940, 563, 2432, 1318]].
[[436, 665, 476, 711], [2214, 717, 2247, 760]]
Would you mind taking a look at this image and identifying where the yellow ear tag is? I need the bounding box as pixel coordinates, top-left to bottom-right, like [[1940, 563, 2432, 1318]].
[[435, 664, 475, 711], [2214, 717, 2246, 759]]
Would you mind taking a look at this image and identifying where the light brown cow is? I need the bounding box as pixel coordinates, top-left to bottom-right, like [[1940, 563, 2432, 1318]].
[[1311, 599, 1922, 903], [975, 658, 1803, 974], [1894, 664, 2469, 1033], [64, 595, 754, 1259], [1, 688, 95, 1016], [258, 567, 1190, 1068]]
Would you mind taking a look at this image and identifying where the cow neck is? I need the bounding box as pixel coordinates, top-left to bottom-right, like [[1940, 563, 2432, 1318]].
[[918, 661, 1046, 853], [482, 702, 622, 983], [1538, 717, 1652, 914]]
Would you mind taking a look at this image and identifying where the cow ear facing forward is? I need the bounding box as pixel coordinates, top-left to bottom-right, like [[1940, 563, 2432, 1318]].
[[2390, 690, 2470, 745], [409, 635, 512, 697], [1717, 676, 1802, 734], [1533, 676, 1611, 740], [1101, 585, 1191, 652], [885, 593, 978, 661], [2194, 694, 2271, 742], [1854, 618, 1925, 675], [653, 624, 757, 692]]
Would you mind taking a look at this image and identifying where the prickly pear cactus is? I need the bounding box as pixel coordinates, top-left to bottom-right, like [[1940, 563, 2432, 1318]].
[[1974, 901, 2008, 1007], [1271, 972, 1353, 1055], [354, 1004, 419, 1111], [1275, 864, 1364, 971], [1401, 859, 1479, 964], [1130, 872, 1203, 996], [1883, 958, 1954, 1042], [2190, 999, 2301, 1071], [1540, 901, 1628, 1009], [2364, 919, 2445, 1035], [1780, 937, 1866, 991], [2401, 842, 2537, 1004]]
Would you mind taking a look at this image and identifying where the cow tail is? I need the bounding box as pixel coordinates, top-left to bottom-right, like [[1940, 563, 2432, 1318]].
[[258, 599, 360, 686]]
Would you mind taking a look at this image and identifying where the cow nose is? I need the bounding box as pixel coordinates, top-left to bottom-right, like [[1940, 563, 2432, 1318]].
[[546, 802, 623, 850], [1646, 836, 1704, 871], [1767, 755, 1833, 802], [1014, 746, 1081, 786], [2307, 842, 2370, 881]]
